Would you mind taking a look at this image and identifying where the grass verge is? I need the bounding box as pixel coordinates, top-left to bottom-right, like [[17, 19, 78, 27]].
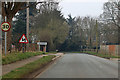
[[2, 55, 55, 79], [47, 51, 57, 54], [2, 52, 47, 65], [83, 51, 120, 58]]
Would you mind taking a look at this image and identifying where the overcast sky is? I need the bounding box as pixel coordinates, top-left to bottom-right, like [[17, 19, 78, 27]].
[[59, 0, 108, 18]]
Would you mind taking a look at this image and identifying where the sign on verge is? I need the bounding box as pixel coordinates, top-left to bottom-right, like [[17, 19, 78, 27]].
[[37, 42, 47, 45], [19, 34, 28, 43], [1, 22, 11, 32]]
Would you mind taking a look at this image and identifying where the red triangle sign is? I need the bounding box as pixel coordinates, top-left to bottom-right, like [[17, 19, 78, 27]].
[[19, 34, 29, 43]]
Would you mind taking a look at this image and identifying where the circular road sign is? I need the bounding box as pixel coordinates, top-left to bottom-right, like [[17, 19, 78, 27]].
[[1, 22, 11, 32]]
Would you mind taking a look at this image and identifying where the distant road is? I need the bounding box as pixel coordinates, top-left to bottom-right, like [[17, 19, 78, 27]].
[[36, 53, 118, 78]]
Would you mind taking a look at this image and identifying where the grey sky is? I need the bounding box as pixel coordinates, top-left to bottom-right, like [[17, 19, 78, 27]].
[[59, 0, 108, 18]]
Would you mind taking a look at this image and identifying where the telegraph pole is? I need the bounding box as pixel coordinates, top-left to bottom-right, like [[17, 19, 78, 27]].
[[26, 1, 29, 51], [96, 20, 98, 53]]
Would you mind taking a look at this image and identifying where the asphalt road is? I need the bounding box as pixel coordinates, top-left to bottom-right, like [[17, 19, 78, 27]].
[[36, 53, 118, 78]]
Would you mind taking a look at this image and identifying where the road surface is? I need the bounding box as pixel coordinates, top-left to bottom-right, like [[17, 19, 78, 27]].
[[36, 53, 118, 78]]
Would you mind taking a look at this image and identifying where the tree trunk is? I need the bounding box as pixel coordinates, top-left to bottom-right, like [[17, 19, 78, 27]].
[[7, 18, 12, 53]]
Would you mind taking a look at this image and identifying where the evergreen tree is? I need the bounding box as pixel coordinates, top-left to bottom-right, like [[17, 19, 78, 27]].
[[12, 2, 37, 51]]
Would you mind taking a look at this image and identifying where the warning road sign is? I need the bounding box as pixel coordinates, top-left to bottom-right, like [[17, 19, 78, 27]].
[[19, 34, 28, 43]]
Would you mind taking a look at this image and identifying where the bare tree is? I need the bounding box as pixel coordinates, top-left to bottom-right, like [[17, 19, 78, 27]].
[[100, 0, 120, 44], [101, 0, 120, 28]]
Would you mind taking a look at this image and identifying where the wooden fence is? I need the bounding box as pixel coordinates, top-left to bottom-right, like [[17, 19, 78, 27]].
[[99, 45, 120, 56]]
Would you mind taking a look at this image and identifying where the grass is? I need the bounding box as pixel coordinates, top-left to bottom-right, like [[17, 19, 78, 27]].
[[2, 55, 55, 78], [83, 51, 120, 58], [2, 52, 47, 65]]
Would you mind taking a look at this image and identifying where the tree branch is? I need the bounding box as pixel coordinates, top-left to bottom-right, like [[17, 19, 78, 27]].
[[19, 2, 46, 11]]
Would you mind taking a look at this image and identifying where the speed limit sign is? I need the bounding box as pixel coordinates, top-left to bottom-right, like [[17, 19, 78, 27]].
[[1, 22, 11, 32]]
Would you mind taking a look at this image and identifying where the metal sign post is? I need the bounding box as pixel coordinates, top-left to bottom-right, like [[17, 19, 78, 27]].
[[1, 17, 11, 56], [22, 43, 25, 53], [5, 32, 7, 55], [5, 16, 7, 56], [19, 34, 29, 53]]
